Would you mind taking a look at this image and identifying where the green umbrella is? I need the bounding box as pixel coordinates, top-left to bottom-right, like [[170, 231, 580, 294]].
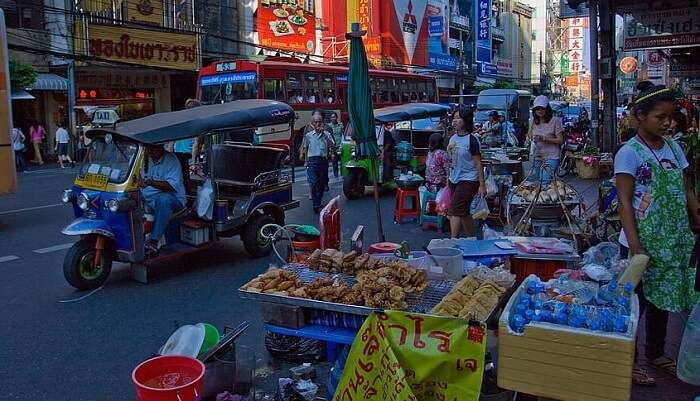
[[347, 23, 385, 242]]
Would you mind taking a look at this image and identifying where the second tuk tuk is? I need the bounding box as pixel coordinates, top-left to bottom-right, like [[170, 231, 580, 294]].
[[340, 103, 451, 199], [60, 100, 299, 290]]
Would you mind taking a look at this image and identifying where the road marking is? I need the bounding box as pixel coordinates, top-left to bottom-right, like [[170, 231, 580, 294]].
[[33, 243, 74, 254], [0, 203, 64, 216], [0, 255, 19, 263]]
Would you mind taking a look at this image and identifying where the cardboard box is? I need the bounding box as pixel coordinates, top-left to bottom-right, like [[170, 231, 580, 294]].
[[497, 275, 639, 401], [261, 302, 306, 329]]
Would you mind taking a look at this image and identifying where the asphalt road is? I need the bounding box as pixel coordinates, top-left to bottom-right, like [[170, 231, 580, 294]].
[[0, 165, 443, 401]]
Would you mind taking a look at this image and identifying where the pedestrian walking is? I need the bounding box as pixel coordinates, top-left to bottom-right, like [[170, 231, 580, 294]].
[[29, 122, 46, 165], [54, 122, 74, 169], [615, 84, 700, 386], [329, 112, 343, 178], [300, 111, 334, 213], [11, 125, 26, 172], [446, 106, 486, 238]]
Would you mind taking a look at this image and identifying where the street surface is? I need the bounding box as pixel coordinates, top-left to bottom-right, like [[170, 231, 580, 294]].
[[0, 166, 695, 401]]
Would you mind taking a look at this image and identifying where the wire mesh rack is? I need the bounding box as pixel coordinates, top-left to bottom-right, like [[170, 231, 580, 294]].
[[239, 263, 457, 316]]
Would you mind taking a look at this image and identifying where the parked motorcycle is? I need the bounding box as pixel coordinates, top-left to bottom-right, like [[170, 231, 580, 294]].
[[557, 123, 590, 178]]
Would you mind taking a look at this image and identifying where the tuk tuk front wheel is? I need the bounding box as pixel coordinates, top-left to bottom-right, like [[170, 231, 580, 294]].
[[63, 238, 113, 290], [242, 213, 275, 257], [343, 170, 366, 200]]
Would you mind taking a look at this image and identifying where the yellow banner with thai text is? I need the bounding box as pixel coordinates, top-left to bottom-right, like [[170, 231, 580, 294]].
[[334, 311, 486, 401], [75, 23, 198, 71]]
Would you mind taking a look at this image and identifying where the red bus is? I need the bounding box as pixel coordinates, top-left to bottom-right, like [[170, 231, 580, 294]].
[[196, 57, 438, 152]]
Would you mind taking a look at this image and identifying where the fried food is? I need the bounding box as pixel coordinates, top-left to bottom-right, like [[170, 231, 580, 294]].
[[432, 277, 505, 321], [241, 267, 303, 294]]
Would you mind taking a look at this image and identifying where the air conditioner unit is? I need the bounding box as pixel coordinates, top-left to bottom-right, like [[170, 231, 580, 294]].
[[599, 58, 612, 79]]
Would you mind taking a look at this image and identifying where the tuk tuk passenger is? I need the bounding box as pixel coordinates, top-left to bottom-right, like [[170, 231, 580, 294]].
[[140, 144, 187, 253]]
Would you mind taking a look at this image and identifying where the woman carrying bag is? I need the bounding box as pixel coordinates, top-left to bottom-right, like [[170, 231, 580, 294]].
[[446, 106, 486, 238]]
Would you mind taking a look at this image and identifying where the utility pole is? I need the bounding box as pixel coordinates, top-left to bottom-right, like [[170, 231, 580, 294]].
[[67, 0, 77, 157], [588, 0, 599, 148]]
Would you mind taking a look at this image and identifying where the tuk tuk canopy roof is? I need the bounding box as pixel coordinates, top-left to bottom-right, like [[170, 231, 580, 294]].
[[374, 103, 451, 124], [89, 100, 295, 144]]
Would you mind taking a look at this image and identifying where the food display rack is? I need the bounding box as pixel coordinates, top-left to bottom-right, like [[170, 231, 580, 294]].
[[238, 263, 457, 316]]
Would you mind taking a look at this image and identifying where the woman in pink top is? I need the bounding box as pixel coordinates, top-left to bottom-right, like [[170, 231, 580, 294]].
[[29, 123, 46, 165], [529, 95, 564, 184]]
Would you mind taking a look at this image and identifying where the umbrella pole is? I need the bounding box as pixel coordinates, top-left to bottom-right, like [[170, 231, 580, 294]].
[[372, 158, 386, 242]]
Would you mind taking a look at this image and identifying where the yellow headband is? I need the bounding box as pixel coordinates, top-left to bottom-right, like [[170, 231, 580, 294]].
[[634, 88, 671, 105]]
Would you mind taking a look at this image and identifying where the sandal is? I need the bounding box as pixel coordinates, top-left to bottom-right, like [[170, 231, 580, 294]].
[[650, 356, 677, 375], [633, 366, 656, 386]]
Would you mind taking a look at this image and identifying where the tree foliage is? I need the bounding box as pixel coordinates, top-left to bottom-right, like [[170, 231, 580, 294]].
[[492, 80, 514, 89], [9, 58, 37, 90]]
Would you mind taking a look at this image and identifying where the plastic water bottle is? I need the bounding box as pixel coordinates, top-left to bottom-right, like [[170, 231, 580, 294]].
[[512, 314, 526, 333], [597, 280, 618, 306], [613, 314, 628, 333], [678, 302, 700, 385]]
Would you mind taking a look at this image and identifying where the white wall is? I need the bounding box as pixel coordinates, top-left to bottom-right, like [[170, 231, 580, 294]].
[[528, 0, 546, 84]]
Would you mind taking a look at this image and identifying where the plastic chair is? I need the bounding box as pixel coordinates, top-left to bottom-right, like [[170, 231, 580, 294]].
[[419, 187, 444, 230], [393, 188, 420, 223]]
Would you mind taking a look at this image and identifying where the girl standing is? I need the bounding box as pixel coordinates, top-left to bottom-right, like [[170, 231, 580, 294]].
[[529, 95, 564, 184], [425, 132, 447, 193], [615, 84, 700, 385], [446, 106, 486, 238], [29, 122, 46, 165]]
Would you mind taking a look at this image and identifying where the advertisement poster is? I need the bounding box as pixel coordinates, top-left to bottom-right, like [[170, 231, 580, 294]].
[[347, 0, 382, 58], [258, 0, 316, 53], [381, 0, 457, 70], [624, 7, 700, 50], [333, 311, 487, 401]]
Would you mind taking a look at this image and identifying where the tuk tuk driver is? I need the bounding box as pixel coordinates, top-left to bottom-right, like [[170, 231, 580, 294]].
[[140, 144, 186, 253]]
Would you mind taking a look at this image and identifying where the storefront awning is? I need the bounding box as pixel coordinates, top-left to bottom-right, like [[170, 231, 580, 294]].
[[11, 89, 35, 100], [28, 73, 68, 91]]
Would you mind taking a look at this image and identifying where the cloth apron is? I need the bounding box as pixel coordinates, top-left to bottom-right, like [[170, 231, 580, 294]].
[[630, 139, 699, 312]]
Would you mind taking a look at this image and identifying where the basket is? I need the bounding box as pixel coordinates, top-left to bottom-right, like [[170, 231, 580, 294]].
[[575, 158, 599, 179]]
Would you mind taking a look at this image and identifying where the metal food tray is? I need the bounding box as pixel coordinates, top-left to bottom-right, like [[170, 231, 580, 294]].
[[238, 263, 456, 316]]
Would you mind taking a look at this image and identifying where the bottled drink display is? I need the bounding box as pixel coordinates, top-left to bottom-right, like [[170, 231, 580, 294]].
[[509, 276, 634, 334]]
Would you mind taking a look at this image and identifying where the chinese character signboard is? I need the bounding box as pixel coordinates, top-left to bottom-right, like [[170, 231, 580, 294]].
[[257, 0, 317, 53], [623, 7, 700, 50], [75, 23, 199, 70], [474, 0, 493, 74], [333, 311, 487, 401]]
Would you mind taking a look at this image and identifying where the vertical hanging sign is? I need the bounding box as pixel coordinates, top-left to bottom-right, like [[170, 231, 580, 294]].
[[475, 0, 494, 74]]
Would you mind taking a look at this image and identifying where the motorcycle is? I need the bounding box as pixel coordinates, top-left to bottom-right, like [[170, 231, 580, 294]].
[[557, 123, 590, 178]]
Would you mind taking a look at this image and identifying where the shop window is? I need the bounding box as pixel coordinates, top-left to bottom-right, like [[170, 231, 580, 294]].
[[321, 75, 335, 104], [264, 79, 285, 101], [286, 73, 303, 104]]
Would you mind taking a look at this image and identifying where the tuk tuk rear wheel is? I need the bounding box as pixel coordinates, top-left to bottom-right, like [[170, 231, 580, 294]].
[[343, 170, 366, 200], [63, 238, 112, 291], [242, 213, 275, 257]]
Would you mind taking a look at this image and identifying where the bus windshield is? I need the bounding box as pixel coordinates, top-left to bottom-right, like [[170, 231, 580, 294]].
[[200, 80, 258, 104], [79, 137, 139, 184]]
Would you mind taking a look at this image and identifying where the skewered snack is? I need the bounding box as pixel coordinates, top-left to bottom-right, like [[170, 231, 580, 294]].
[[241, 268, 304, 296], [432, 277, 505, 321], [513, 181, 578, 204]]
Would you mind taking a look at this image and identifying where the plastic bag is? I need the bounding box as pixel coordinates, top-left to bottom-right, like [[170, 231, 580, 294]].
[[470, 195, 490, 220], [435, 186, 452, 216], [196, 179, 214, 221], [485, 173, 498, 198], [482, 224, 499, 239], [582, 241, 619, 269]]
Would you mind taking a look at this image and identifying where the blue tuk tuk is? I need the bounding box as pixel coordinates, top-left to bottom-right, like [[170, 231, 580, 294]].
[[60, 100, 299, 290]]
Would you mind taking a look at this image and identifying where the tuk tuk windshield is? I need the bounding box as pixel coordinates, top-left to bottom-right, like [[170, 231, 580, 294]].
[[79, 137, 139, 184]]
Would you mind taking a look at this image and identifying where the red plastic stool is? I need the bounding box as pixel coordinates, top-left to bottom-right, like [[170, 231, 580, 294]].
[[368, 242, 401, 254], [394, 188, 420, 223]]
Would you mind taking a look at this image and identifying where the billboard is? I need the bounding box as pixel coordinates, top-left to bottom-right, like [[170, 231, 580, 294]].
[[347, 0, 382, 57], [381, 0, 457, 70], [623, 7, 700, 50], [258, 0, 317, 53]]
